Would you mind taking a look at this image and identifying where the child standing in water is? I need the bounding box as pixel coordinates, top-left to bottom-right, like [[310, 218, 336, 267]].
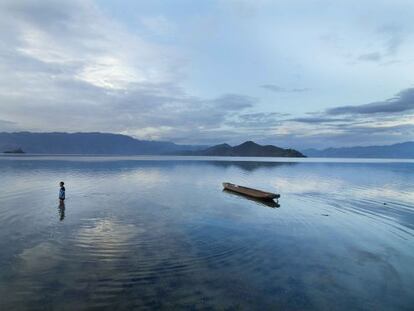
[[59, 181, 65, 201]]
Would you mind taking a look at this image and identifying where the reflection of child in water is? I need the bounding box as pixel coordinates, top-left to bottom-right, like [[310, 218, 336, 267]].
[[59, 200, 65, 221], [59, 181, 65, 201]]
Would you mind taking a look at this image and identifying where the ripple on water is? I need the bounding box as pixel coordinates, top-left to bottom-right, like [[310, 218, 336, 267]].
[[57, 217, 266, 308], [1, 160, 414, 310]]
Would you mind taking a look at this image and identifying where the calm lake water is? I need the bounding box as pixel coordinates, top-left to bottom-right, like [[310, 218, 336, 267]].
[[0, 156, 413, 310]]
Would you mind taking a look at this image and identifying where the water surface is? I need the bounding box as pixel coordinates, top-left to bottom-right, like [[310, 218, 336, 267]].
[[0, 157, 413, 310]]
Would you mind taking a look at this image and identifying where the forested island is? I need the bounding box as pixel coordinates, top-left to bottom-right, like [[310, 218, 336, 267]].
[[180, 141, 305, 157]]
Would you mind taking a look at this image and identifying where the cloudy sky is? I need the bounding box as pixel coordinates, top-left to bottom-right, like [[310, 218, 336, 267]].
[[0, 0, 413, 148]]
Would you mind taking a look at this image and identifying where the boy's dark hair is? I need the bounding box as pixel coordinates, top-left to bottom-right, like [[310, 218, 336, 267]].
[[60, 181, 64, 185]]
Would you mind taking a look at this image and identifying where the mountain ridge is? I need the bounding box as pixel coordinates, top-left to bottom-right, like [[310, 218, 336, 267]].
[[0, 132, 206, 155], [2, 132, 411, 158], [303, 141, 414, 158]]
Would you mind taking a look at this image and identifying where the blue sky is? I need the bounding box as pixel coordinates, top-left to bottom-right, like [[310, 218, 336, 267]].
[[0, 0, 413, 148]]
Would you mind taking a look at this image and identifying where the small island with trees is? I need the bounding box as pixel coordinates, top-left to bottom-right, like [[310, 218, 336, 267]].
[[179, 141, 305, 157], [3, 148, 25, 154]]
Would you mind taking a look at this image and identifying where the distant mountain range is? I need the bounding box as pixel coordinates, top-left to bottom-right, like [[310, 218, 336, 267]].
[[0, 132, 304, 157], [0, 132, 206, 155], [180, 141, 305, 157], [303, 141, 414, 158], [2, 132, 412, 158]]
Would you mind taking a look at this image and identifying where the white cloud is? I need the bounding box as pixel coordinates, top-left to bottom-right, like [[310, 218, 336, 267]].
[[0, 0, 260, 142], [2, 0, 179, 89]]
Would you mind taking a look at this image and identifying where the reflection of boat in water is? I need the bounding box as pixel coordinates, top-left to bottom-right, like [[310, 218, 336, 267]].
[[222, 182, 280, 200], [223, 189, 280, 208]]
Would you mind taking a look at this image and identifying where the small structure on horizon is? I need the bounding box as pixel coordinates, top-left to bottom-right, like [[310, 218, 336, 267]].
[[3, 148, 25, 154]]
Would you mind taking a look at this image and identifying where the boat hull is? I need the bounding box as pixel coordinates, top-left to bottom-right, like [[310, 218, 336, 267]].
[[223, 189, 280, 208], [222, 182, 280, 200]]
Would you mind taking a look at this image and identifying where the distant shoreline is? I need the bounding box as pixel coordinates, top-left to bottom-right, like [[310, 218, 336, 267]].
[[1, 154, 414, 163]]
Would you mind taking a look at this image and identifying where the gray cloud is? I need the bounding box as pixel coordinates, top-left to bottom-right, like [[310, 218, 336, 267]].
[[342, 123, 414, 135], [358, 52, 382, 62], [282, 88, 414, 147], [260, 84, 309, 93], [289, 117, 350, 124], [226, 112, 289, 129], [239, 112, 290, 121], [327, 88, 414, 115], [211, 94, 256, 110]]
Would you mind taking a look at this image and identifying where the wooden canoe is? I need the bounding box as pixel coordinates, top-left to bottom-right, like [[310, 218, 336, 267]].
[[223, 189, 280, 208], [222, 182, 280, 200]]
